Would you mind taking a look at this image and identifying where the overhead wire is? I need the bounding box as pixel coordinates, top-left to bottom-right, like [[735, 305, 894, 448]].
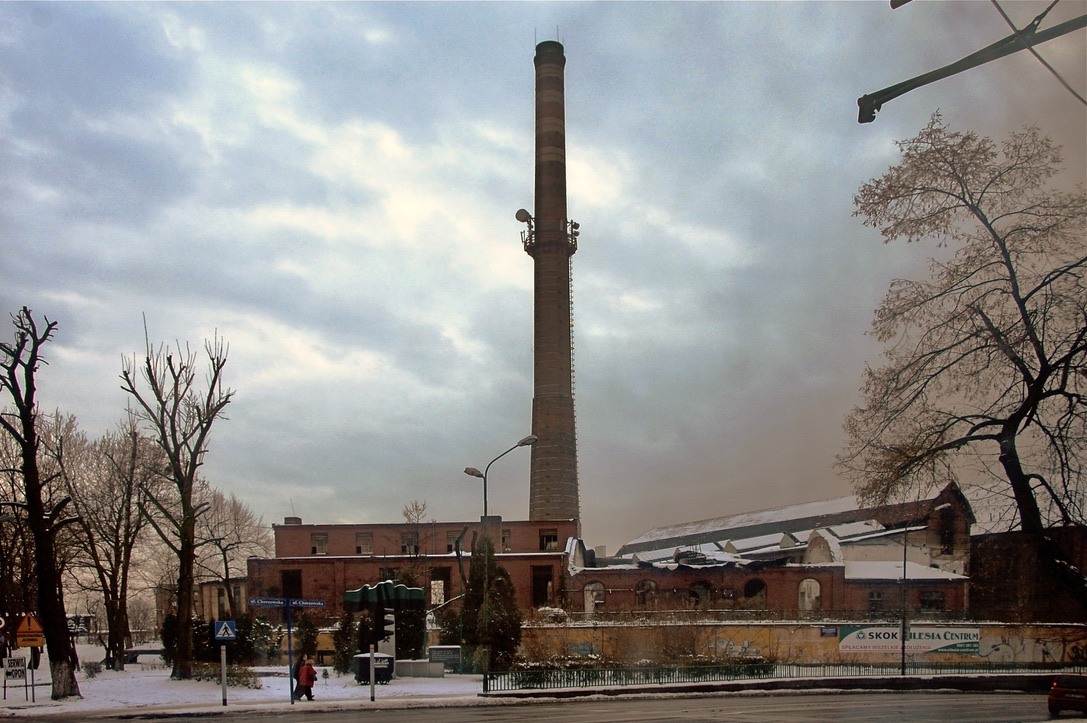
[[990, 0, 1087, 106]]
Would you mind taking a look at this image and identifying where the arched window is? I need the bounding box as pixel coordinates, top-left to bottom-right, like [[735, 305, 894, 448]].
[[635, 580, 658, 607], [798, 578, 821, 612], [743, 579, 767, 608], [583, 581, 605, 613], [689, 581, 712, 607]]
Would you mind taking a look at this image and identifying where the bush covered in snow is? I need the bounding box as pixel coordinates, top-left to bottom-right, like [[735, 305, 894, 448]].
[[190, 662, 262, 688]]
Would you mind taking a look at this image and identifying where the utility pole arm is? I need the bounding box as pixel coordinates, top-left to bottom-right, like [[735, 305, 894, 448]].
[[858, 14, 1087, 123]]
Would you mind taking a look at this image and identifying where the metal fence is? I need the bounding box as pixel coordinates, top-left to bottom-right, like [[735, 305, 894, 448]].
[[484, 660, 1087, 693], [541, 608, 989, 625]]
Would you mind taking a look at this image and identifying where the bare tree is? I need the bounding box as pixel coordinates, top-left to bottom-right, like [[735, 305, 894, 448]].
[[59, 414, 162, 670], [0, 308, 80, 698], [120, 331, 233, 679], [195, 488, 271, 620], [0, 433, 37, 622], [839, 116, 1086, 604]]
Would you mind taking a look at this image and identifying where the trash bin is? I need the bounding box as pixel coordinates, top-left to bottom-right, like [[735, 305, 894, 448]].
[[352, 653, 394, 684]]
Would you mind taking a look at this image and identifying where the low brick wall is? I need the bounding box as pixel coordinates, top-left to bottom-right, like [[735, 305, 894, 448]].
[[520, 620, 1087, 666]]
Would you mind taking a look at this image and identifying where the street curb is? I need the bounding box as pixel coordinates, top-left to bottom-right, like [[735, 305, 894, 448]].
[[478, 673, 1054, 699]]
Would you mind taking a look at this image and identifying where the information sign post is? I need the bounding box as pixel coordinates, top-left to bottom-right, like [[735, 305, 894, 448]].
[[247, 597, 325, 705], [214, 621, 237, 707]]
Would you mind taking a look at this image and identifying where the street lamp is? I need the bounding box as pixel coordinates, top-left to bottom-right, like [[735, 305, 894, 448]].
[[463, 434, 537, 518], [900, 527, 909, 676]]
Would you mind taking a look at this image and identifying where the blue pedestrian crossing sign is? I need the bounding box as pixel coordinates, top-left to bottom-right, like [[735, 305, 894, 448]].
[[214, 621, 236, 641]]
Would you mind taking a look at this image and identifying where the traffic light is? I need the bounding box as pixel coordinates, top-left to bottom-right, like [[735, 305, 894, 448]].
[[373, 607, 395, 645]]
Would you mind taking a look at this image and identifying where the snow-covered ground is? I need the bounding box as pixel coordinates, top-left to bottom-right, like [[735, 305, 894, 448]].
[[0, 644, 488, 719]]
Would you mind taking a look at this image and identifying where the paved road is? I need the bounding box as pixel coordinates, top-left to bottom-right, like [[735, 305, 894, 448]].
[[72, 691, 1057, 722]]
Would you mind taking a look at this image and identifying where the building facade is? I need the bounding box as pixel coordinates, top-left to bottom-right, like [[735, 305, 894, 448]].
[[566, 483, 974, 620], [246, 516, 579, 619]]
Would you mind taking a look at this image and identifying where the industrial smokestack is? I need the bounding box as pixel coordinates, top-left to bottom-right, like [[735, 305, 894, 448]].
[[520, 40, 580, 524]]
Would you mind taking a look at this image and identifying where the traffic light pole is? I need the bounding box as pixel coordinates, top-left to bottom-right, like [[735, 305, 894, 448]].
[[369, 643, 376, 702]]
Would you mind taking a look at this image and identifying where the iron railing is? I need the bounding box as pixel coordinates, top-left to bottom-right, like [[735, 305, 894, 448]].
[[485, 660, 1087, 693], [535, 608, 1000, 625]]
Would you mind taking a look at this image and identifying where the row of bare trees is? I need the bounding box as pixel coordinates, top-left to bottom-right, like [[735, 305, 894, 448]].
[[0, 309, 269, 697]]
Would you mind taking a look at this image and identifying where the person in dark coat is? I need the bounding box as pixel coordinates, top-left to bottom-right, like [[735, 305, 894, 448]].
[[292, 654, 305, 698]]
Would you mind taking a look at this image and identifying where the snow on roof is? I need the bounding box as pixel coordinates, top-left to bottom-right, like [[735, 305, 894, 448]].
[[624, 495, 860, 547], [828, 520, 883, 538], [844, 560, 967, 581], [731, 532, 790, 551], [630, 547, 680, 563], [806, 528, 845, 564], [618, 495, 871, 556], [618, 482, 975, 558]]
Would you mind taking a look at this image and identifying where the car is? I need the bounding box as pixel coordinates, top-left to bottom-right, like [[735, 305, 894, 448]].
[[1049, 674, 1087, 717]]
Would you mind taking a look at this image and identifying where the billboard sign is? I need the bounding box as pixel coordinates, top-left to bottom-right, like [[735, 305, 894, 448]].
[[839, 625, 979, 654]]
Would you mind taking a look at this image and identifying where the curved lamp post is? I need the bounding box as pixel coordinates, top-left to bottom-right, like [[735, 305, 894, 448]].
[[463, 434, 538, 518]]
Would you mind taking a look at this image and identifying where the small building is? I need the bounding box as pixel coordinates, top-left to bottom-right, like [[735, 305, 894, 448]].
[[195, 578, 250, 621]]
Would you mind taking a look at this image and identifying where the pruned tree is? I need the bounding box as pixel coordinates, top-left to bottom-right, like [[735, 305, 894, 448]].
[[195, 488, 272, 620], [840, 115, 1086, 605], [58, 414, 162, 670], [120, 330, 233, 679], [459, 534, 521, 670], [0, 433, 38, 624], [0, 308, 80, 698]]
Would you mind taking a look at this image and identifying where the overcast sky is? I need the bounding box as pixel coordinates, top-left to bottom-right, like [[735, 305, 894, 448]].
[[2, 1, 1084, 552]]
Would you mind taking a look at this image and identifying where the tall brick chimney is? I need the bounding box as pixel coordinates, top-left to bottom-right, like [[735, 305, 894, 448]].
[[519, 40, 580, 523]]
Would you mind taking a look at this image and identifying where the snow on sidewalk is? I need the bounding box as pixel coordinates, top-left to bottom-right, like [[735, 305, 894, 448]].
[[0, 662, 490, 719]]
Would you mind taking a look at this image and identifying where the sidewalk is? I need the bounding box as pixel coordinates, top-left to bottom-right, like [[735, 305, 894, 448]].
[[0, 665, 496, 720]]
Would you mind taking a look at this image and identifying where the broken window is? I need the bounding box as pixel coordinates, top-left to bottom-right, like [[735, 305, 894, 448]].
[[689, 581, 712, 607], [583, 581, 605, 613], [743, 579, 767, 607], [539, 529, 559, 551], [919, 590, 946, 611], [532, 566, 553, 607], [310, 533, 328, 555], [355, 532, 373, 555], [635, 580, 658, 607], [281, 570, 302, 599], [798, 578, 821, 612]]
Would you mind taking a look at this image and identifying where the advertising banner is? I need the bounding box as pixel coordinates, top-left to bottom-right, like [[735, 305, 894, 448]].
[[839, 625, 979, 654]]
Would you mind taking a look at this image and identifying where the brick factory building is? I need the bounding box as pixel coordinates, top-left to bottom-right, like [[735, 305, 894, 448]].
[[246, 516, 578, 619], [245, 484, 975, 623], [563, 482, 973, 619]]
